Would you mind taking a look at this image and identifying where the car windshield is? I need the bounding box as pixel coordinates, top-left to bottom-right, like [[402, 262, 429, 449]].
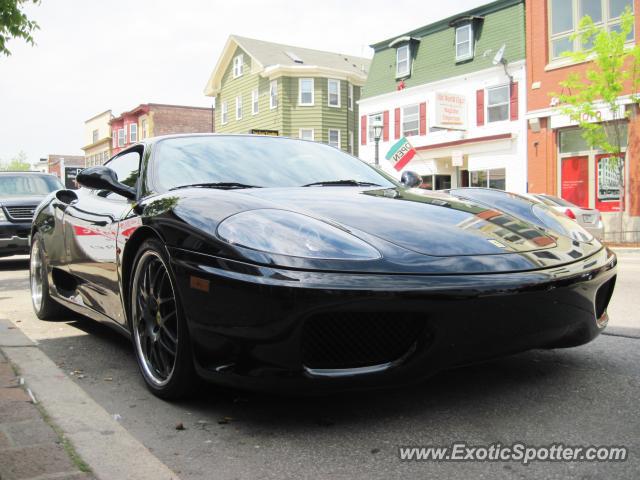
[[153, 136, 397, 191], [0, 175, 63, 196], [538, 194, 576, 208]]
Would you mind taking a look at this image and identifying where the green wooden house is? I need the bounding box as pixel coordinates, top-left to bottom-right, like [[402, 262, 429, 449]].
[[204, 35, 370, 155]]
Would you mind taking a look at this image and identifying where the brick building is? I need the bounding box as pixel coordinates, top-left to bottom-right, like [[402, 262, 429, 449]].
[[110, 103, 214, 155], [47, 154, 85, 178], [525, 0, 639, 241]]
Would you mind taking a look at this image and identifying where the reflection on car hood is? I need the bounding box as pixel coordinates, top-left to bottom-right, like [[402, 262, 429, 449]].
[[240, 187, 558, 257]]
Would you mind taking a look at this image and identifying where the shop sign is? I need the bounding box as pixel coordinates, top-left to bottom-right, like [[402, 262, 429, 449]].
[[452, 150, 463, 167], [250, 129, 279, 136], [550, 104, 625, 129], [385, 137, 416, 171], [434, 92, 467, 130], [64, 167, 82, 190]]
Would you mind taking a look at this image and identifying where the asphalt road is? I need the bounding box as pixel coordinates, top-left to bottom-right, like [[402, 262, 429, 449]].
[[0, 252, 639, 479]]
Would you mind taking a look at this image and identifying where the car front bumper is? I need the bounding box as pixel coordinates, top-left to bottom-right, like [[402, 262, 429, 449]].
[[0, 222, 31, 256], [168, 246, 617, 393]]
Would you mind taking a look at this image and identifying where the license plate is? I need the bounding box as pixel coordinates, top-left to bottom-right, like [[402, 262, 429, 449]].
[[582, 214, 595, 223]]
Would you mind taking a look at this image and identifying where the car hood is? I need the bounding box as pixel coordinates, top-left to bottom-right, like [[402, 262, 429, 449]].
[[0, 195, 47, 207], [239, 187, 559, 257]]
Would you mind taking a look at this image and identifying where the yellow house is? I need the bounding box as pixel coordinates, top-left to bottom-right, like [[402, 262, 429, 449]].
[[82, 110, 113, 167]]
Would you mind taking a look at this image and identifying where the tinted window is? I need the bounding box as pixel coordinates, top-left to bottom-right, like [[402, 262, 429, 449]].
[[102, 150, 140, 199], [0, 175, 63, 196], [152, 136, 396, 191]]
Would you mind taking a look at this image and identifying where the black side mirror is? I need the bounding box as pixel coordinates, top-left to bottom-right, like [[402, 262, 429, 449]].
[[400, 170, 422, 188], [76, 166, 136, 200]]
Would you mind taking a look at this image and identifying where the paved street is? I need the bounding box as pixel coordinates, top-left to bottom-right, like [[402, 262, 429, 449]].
[[0, 251, 638, 479]]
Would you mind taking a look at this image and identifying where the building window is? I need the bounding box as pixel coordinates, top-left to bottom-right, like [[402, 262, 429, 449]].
[[92, 129, 99, 144], [112, 133, 117, 148], [486, 85, 510, 123], [396, 44, 411, 78], [402, 104, 420, 136], [349, 131, 354, 154], [270, 80, 278, 109], [233, 54, 244, 78], [221, 101, 228, 125], [549, 0, 634, 60], [455, 23, 474, 61], [129, 123, 137, 143], [328, 129, 340, 148], [368, 112, 383, 142], [348, 84, 354, 110], [328, 79, 340, 107], [236, 96, 242, 120], [252, 89, 259, 115], [117, 128, 125, 147], [469, 168, 506, 190], [141, 119, 147, 139], [299, 78, 314, 105], [299, 128, 314, 141]]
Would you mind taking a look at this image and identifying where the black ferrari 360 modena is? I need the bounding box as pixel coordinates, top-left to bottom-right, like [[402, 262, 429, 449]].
[[30, 134, 617, 398]]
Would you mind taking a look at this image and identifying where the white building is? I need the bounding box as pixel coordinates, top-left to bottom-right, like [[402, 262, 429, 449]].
[[358, 0, 528, 193]]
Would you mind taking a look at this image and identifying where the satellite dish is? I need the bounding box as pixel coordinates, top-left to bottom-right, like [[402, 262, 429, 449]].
[[493, 44, 506, 65]]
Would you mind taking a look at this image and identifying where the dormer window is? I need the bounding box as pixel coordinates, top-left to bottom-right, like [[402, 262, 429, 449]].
[[233, 54, 244, 78], [396, 44, 411, 78], [455, 23, 474, 61]]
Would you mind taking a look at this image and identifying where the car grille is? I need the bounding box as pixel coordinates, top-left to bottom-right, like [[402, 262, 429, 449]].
[[301, 312, 425, 370], [595, 275, 616, 319], [4, 206, 36, 221]]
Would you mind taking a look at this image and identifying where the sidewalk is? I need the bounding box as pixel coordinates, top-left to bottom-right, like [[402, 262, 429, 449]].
[[0, 349, 94, 480]]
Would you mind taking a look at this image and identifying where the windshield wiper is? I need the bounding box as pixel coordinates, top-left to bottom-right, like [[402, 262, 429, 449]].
[[302, 180, 382, 187], [169, 182, 262, 191]]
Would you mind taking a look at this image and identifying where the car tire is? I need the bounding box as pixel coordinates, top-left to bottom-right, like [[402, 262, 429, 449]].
[[129, 238, 198, 399], [30, 232, 67, 320]]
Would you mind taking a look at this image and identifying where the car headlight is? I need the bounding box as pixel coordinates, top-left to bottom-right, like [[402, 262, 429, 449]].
[[0, 207, 6, 222], [217, 209, 381, 260]]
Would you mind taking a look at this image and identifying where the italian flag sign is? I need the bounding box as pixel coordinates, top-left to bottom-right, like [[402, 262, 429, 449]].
[[385, 137, 417, 171]]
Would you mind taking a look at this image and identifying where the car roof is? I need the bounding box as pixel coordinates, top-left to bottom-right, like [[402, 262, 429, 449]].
[[0, 171, 58, 176]]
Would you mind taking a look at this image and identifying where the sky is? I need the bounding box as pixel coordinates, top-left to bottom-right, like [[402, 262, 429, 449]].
[[0, 0, 492, 164]]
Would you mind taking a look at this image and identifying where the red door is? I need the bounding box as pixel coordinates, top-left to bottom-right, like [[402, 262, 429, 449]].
[[595, 153, 624, 212], [561, 156, 589, 208]]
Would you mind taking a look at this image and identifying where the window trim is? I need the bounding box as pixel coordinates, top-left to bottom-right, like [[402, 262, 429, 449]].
[[548, 0, 635, 62], [348, 130, 354, 154], [252, 88, 259, 115], [485, 84, 511, 124], [328, 79, 341, 108], [298, 78, 314, 106], [129, 123, 138, 143], [235, 95, 243, 120], [232, 54, 244, 78], [270, 80, 278, 109], [401, 104, 420, 137], [396, 44, 411, 78], [117, 128, 125, 147], [455, 23, 474, 61], [328, 128, 341, 149], [299, 128, 314, 141], [221, 101, 228, 125]]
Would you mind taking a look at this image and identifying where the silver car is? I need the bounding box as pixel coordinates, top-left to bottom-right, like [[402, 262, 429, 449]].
[[530, 194, 605, 240]]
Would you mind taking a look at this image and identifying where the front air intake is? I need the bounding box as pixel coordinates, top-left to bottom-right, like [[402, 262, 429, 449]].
[[301, 312, 424, 370], [595, 275, 616, 320]]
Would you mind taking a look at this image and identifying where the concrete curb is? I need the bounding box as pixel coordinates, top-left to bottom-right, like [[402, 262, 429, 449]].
[[0, 319, 180, 480]]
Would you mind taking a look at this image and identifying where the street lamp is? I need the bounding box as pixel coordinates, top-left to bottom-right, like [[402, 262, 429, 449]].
[[372, 119, 383, 166]]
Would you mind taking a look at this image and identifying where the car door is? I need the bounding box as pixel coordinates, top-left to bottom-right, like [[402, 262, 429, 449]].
[[64, 148, 141, 324]]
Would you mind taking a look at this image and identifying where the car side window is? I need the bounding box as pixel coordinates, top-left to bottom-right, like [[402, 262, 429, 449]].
[[101, 151, 141, 199]]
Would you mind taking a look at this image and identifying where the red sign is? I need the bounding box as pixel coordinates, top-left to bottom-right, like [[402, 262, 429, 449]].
[[561, 156, 588, 208]]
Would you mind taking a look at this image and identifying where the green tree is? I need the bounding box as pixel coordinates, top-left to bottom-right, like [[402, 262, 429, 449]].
[[0, 0, 40, 56], [555, 9, 640, 242], [0, 151, 31, 171]]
